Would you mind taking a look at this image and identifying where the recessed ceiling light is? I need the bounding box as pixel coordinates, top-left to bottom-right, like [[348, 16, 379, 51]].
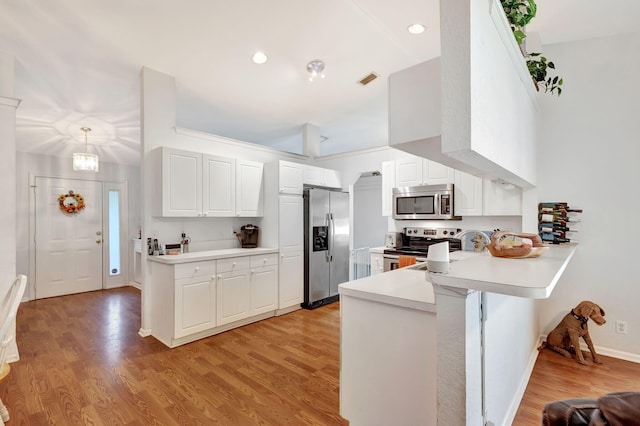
[[407, 24, 426, 34], [252, 52, 268, 64]]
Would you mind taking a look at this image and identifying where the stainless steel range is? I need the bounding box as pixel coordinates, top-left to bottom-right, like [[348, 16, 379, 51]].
[[383, 227, 461, 272]]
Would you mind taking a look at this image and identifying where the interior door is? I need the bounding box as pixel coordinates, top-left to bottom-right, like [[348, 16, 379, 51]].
[[35, 177, 103, 299]]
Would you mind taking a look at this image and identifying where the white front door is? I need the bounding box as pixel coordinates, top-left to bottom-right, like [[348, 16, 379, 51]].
[[35, 177, 103, 299]]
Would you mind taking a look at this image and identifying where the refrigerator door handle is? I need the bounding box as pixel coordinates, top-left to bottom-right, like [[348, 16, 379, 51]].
[[329, 213, 334, 262], [325, 213, 331, 262]]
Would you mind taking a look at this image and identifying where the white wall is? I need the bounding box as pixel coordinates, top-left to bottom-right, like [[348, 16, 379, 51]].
[[15, 151, 141, 300], [536, 32, 640, 359]]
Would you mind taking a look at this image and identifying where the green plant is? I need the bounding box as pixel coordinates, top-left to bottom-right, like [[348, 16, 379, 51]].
[[526, 53, 563, 96], [501, 0, 537, 45]]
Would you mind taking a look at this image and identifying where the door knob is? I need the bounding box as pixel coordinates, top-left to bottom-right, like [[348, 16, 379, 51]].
[[96, 239, 102, 244]]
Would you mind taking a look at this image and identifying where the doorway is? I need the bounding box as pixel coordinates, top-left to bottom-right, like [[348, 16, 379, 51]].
[[351, 171, 387, 279], [33, 176, 128, 299]]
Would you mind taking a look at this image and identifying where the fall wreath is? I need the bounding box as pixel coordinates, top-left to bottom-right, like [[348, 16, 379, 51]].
[[58, 190, 85, 214]]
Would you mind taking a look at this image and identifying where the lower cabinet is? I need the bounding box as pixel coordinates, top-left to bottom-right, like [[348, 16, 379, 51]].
[[250, 254, 278, 315], [174, 260, 217, 338], [216, 257, 251, 326], [150, 252, 280, 348], [370, 253, 384, 276]]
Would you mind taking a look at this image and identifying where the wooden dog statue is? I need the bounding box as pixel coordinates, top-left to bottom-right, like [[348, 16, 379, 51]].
[[539, 301, 606, 365]]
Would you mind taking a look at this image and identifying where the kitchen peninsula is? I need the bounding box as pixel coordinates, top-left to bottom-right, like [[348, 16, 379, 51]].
[[339, 245, 577, 425]]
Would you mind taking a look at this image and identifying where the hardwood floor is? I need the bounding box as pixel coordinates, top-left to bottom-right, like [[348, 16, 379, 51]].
[[513, 347, 640, 424], [4, 287, 348, 425], [6, 287, 640, 425]]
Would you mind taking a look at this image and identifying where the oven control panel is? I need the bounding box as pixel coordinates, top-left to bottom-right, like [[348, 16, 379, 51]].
[[403, 227, 460, 239]]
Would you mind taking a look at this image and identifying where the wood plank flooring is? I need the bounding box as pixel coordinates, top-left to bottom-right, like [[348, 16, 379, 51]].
[[5, 287, 640, 425], [4, 287, 348, 425], [513, 346, 640, 424]]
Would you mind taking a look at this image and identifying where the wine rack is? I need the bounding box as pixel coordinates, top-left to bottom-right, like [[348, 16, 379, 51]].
[[538, 202, 582, 245]]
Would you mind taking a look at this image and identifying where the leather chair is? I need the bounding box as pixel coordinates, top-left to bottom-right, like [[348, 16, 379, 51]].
[[542, 392, 640, 426]]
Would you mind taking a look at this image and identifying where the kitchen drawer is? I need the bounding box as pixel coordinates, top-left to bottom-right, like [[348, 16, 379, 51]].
[[175, 260, 215, 280], [250, 253, 278, 268], [217, 256, 250, 273]]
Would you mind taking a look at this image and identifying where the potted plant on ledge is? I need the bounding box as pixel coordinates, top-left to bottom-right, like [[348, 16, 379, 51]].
[[500, 0, 563, 96]]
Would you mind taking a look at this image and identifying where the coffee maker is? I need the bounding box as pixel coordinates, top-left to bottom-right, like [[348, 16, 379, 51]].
[[237, 224, 259, 248]]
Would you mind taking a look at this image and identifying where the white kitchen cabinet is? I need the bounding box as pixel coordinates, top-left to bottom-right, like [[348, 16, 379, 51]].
[[279, 195, 304, 251], [278, 250, 304, 310], [395, 156, 454, 188], [278, 161, 304, 195], [303, 164, 342, 189], [174, 260, 217, 338], [278, 195, 304, 311], [236, 159, 264, 216], [203, 154, 235, 217], [454, 170, 483, 216], [154, 147, 263, 217], [216, 257, 251, 326], [370, 253, 384, 276], [249, 254, 278, 315], [156, 147, 203, 217], [381, 160, 395, 216]]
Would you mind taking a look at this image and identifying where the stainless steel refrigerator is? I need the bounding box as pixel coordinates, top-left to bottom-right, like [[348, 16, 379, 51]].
[[303, 188, 350, 309]]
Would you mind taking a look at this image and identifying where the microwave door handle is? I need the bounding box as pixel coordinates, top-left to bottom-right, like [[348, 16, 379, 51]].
[[434, 193, 441, 216]]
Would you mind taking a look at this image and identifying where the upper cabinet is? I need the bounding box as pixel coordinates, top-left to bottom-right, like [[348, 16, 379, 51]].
[[303, 165, 342, 189], [395, 157, 454, 188], [454, 171, 483, 216], [203, 155, 235, 217], [154, 147, 263, 218], [236, 160, 264, 216], [277, 161, 342, 193], [278, 161, 304, 195]]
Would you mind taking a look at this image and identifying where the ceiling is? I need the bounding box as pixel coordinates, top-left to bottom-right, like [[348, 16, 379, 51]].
[[1, 0, 639, 166]]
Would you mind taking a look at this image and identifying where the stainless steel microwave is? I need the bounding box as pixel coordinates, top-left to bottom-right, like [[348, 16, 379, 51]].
[[392, 184, 457, 220]]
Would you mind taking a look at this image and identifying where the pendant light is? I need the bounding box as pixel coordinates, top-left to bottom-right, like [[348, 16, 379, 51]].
[[73, 127, 99, 172]]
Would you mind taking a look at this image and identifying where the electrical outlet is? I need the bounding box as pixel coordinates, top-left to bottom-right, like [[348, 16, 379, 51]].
[[615, 320, 628, 334]]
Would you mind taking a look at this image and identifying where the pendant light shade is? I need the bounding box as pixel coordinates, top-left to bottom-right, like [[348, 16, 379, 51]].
[[73, 127, 99, 172]]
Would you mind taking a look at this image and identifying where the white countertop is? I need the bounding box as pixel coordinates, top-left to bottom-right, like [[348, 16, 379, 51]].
[[339, 264, 436, 312], [429, 244, 577, 299], [147, 247, 279, 264], [370, 246, 386, 254], [339, 246, 576, 309]]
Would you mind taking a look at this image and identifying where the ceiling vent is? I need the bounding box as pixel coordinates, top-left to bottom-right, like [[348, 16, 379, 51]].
[[358, 72, 378, 86]]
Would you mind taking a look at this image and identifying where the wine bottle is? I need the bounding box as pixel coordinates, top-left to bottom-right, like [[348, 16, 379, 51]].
[[539, 222, 575, 232], [539, 213, 581, 223], [540, 234, 571, 244]]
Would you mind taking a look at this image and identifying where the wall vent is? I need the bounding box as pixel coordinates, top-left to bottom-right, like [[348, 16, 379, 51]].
[[358, 72, 379, 86]]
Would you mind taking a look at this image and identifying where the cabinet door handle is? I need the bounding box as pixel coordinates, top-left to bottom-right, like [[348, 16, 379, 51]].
[[195, 267, 200, 271], [203, 212, 208, 216], [197, 212, 202, 217], [217, 274, 222, 279], [250, 269, 255, 274]]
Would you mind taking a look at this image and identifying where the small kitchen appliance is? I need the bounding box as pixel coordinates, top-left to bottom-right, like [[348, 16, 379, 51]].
[[382, 227, 461, 272], [237, 224, 259, 248], [385, 232, 403, 248]]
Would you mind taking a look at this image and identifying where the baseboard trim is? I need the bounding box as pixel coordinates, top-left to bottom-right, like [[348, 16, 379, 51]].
[[138, 328, 152, 337], [538, 334, 640, 364], [502, 339, 541, 426]]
